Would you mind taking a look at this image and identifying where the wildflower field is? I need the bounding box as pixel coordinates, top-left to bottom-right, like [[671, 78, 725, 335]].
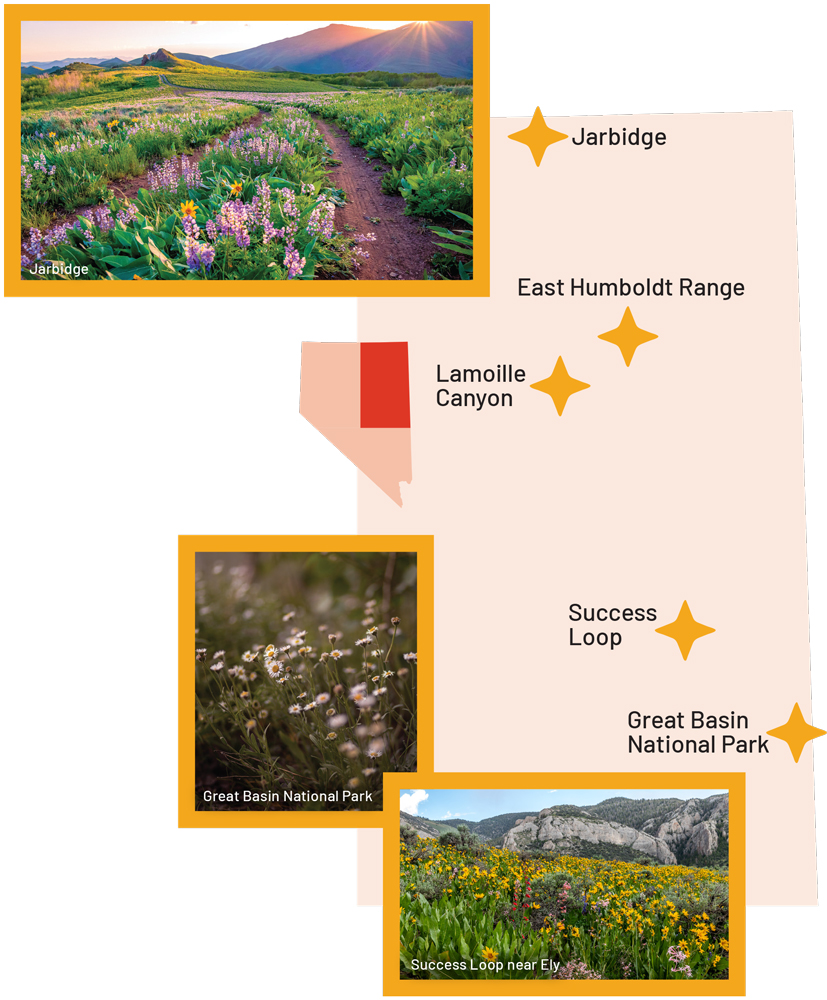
[[399, 834, 730, 981], [194, 552, 417, 810], [287, 89, 472, 220], [21, 104, 375, 279], [19, 61, 474, 280]]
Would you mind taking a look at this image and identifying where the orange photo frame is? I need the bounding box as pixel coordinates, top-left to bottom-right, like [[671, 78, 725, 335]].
[[7, 4, 490, 296], [178, 534, 434, 828], [382, 771, 746, 995]]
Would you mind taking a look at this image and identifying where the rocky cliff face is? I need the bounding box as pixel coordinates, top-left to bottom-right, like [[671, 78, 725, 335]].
[[140, 49, 173, 66], [502, 812, 678, 864], [501, 794, 729, 864], [642, 794, 729, 858]]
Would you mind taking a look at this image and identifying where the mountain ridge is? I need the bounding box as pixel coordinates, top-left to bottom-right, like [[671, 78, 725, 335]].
[[218, 23, 385, 73], [404, 795, 729, 866], [22, 21, 473, 79], [219, 21, 472, 77]]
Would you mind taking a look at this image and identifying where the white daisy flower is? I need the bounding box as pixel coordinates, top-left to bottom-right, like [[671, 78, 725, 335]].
[[288, 704, 302, 715]]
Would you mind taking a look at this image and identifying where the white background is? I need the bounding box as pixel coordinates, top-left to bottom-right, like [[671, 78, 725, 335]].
[[3, 2, 825, 997]]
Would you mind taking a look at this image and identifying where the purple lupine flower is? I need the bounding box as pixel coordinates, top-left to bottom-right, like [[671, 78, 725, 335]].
[[182, 215, 200, 239], [198, 243, 215, 270], [184, 237, 215, 273], [117, 202, 139, 225], [284, 243, 306, 279], [306, 200, 335, 239], [22, 228, 45, 262], [281, 188, 299, 219], [147, 157, 180, 192], [181, 156, 202, 188]]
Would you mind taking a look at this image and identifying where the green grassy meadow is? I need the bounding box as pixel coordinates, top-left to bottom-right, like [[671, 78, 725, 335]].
[[19, 52, 474, 281], [21, 52, 471, 109]]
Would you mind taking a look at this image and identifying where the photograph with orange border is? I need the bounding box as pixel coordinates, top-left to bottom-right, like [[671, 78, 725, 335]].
[[179, 535, 433, 828], [382, 772, 745, 995], [8, 4, 489, 296]]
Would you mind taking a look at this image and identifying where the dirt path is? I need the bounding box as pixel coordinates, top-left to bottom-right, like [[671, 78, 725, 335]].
[[106, 109, 267, 206], [159, 75, 201, 99], [127, 83, 438, 278], [313, 117, 437, 280], [27, 89, 438, 280]]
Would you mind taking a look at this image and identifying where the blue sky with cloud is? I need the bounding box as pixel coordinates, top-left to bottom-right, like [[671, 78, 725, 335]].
[[399, 788, 727, 820]]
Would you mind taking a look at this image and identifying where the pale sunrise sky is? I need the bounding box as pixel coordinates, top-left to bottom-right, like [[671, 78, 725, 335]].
[[21, 20, 414, 63]]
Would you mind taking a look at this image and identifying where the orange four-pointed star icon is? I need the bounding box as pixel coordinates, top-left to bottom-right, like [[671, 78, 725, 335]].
[[766, 704, 826, 762], [508, 107, 568, 166], [530, 357, 590, 415], [655, 601, 715, 660], [598, 307, 658, 366]]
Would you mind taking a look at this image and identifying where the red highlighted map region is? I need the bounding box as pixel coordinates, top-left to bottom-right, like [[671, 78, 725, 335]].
[[360, 342, 411, 428]]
